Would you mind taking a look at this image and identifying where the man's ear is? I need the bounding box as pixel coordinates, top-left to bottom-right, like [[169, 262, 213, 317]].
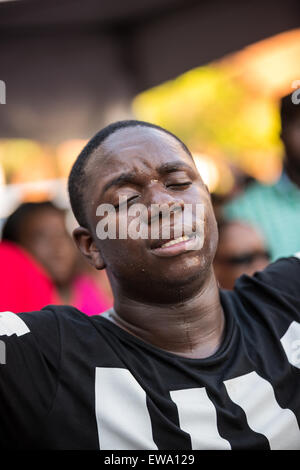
[[72, 227, 106, 270]]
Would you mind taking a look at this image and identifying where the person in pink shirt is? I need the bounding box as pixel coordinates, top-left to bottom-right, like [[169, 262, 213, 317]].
[[1, 202, 112, 315], [71, 272, 112, 315], [0, 240, 57, 313]]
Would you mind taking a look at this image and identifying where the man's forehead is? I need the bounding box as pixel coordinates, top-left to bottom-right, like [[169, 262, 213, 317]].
[[103, 126, 183, 154], [86, 125, 188, 174]]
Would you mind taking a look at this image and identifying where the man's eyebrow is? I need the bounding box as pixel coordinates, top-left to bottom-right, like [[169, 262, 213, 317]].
[[103, 172, 137, 194], [102, 162, 193, 195], [157, 161, 193, 174]]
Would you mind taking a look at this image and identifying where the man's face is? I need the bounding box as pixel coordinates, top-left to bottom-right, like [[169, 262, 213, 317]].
[[83, 126, 218, 299], [213, 222, 270, 290]]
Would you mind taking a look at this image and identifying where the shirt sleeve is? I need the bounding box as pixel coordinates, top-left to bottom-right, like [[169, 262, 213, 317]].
[[0, 307, 61, 449], [234, 254, 300, 324]]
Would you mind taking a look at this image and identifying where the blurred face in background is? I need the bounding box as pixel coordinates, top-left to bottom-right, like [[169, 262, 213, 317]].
[[18, 208, 77, 287], [213, 220, 270, 290]]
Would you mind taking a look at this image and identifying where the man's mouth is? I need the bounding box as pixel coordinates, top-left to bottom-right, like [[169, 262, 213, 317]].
[[160, 234, 192, 248], [150, 230, 202, 257], [150, 230, 195, 250]]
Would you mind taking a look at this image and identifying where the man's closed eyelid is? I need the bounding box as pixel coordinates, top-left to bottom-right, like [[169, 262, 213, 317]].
[[114, 195, 140, 208], [166, 181, 192, 188]]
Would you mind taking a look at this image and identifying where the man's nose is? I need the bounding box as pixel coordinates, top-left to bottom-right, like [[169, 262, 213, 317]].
[[144, 185, 185, 224]]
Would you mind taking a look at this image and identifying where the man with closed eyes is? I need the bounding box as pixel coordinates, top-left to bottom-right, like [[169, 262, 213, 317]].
[[0, 120, 300, 450]]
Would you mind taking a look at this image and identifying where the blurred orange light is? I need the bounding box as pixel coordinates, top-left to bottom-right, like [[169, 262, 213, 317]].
[[224, 28, 300, 98], [56, 139, 87, 178]]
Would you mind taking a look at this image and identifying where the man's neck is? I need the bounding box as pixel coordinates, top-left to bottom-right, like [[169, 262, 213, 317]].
[[107, 268, 225, 359]]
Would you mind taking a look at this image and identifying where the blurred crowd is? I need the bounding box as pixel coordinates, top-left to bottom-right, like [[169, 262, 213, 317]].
[[0, 91, 299, 313], [0, 201, 113, 314], [213, 92, 300, 288]]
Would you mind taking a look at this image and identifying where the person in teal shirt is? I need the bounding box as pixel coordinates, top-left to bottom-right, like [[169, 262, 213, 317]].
[[224, 92, 300, 261]]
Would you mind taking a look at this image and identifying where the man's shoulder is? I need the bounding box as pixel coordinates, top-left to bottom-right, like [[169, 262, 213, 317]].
[[18, 304, 87, 327], [233, 254, 300, 325], [0, 305, 106, 369], [235, 253, 300, 291], [0, 305, 91, 343]]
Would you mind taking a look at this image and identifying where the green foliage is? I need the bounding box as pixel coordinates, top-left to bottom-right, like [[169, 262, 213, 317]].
[[133, 65, 282, 171]]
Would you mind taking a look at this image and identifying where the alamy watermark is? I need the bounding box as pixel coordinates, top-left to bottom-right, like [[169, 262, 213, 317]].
[[95, 198, 205, 250], [291, 80, 300, 105], [0, 80, 6, 104]]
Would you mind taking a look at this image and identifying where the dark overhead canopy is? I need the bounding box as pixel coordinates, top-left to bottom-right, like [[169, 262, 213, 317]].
[[0, 0, 299, 142]]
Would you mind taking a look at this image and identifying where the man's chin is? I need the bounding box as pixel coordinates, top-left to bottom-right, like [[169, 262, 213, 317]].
[[150, 253, 208, 287]]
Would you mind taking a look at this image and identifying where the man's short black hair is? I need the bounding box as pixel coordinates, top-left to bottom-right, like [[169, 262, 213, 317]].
[[68, 120, 193, 228], [280, 91, 300, 130]]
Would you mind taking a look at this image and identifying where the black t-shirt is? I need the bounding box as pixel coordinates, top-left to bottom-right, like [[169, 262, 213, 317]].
[[0, 256, 300, 450]]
